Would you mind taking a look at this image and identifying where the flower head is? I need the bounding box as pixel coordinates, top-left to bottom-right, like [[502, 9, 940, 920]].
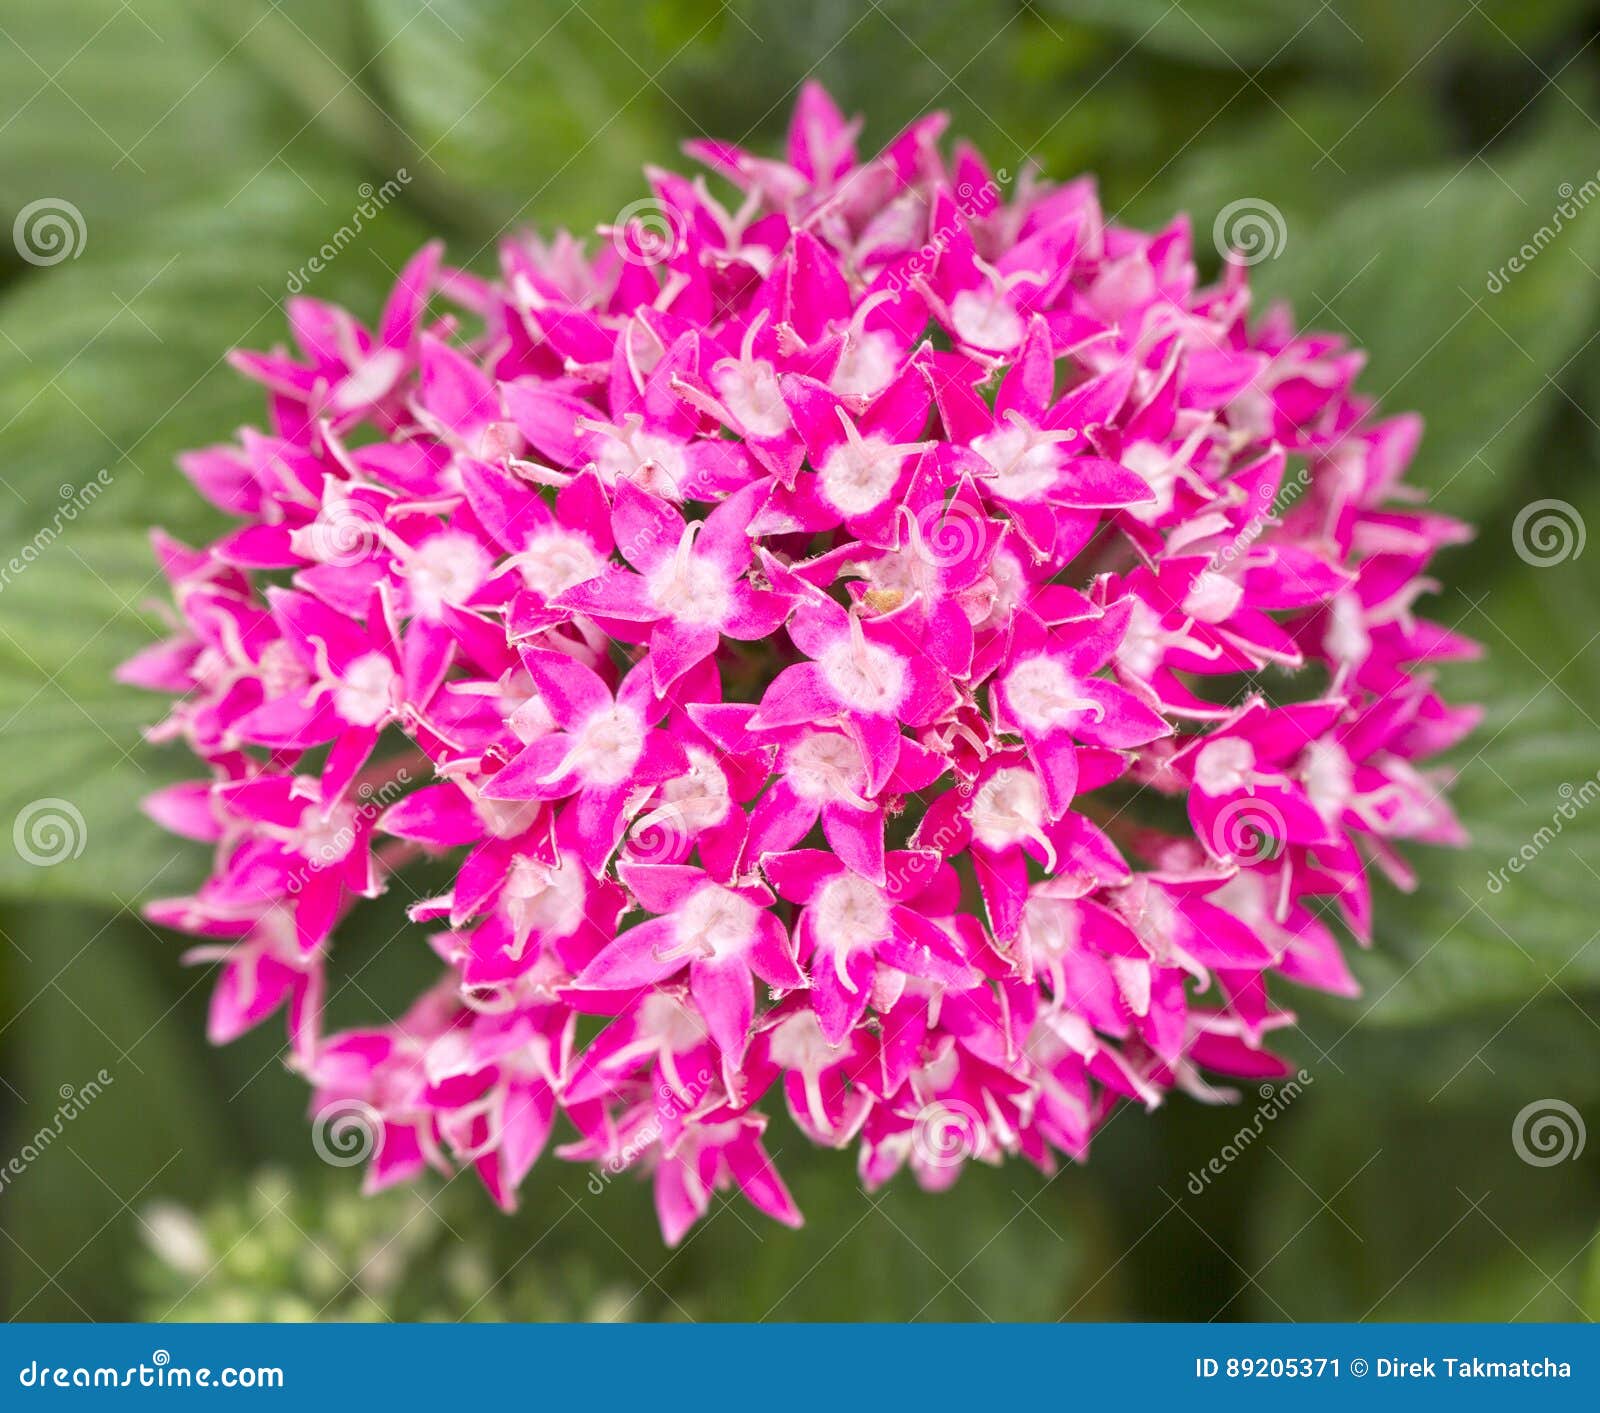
[[129, 82, 1477, 1243]]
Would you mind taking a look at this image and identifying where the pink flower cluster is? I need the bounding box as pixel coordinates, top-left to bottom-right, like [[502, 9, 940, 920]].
[[124, 85, 1478, 1243]]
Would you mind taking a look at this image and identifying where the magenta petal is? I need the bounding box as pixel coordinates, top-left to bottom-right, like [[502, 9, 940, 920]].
[[726, 1128, 804, 1229], [573, 917, 682, 989], [747, 911, 806, 991], [847, 712, 903, 797], [690, 957, 754, 1064], [975, 845, 1030, 943], [810, 950, 875, 1045], [132, 81, 1477, 1242], [483, 736, 579, 801], [649, 622, 720, 693], [820, 800, 885, 885]]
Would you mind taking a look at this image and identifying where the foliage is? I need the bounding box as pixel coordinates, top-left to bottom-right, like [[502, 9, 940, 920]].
[[3, 0, 1599, 1321]]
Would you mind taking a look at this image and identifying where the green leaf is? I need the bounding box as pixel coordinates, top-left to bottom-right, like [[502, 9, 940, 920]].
[[0, 904, 231, 1320], [1039, 0, 1359, 69], [1140, 84, 1451, 243], [1239, 1077, 1596, 1320], [1585, 1221, 1600, 1319], [0, 528, 200, 905], [0, 1, 263, 243], [365, 0, 672, 236], [497, 1111, 1098, 1320], [1341, 500, 1600, 1020], [0, 164, 433, 546], [0, 163, 432, 905], [1041, 0, 1591, 76], [1255, 110, 1600, 522]]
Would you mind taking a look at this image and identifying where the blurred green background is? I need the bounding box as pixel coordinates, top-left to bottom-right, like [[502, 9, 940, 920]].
[[3, 0, 1600, 1321]]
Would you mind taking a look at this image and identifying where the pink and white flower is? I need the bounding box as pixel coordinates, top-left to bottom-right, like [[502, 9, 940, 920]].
[[128, 82, 1477, 1243]]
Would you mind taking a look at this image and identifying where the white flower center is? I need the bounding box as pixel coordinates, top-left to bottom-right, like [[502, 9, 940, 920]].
[[971, 422, 1061, 502], [475, 793, 542, 839], [637, 991, 709, 1049], [831, 331, 898, 397], [517, 531, 602, 598], [950, 287, 1023, 352], [569, 705, 646, 787], [676, 884, 759, 960], [404, 532, 491, 618], [594, 428, 688, 500], [866, 543, 939, 601], [969, 548, 1027, 631], [969, 767, 1047, 851], [505, 854, 586, 942], [657, 748, 731, 829], [817, 434, 910, 517], [1183, 570, 1242, 624], [1207, 873, 1268, 929], [820, 636, 907, 714], [1110, 955, 1151, 1017], [1004, 655, 1098, 732], [813, 874, 890, 954], [290, 495, 382, 565], [713, 359, 789, 438], [295, 804, 357, 865], [1325, 591, 1371, 666], [646, 549, 729, 625], [1019, 894, 1079, 961], [1121, 441, 1179, 520], [257, 639, 310, 697], [333, 651, 397, 727], [1117, 599, 1164, 679], [1194, 736, 1255, 795], [787, 732, 868, 803], [1301, 738, 1353, 819], [766, 1009, 839, 1072], [330, 347, 406, 413]]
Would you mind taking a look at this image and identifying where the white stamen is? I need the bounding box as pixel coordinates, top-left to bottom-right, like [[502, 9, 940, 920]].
[[514, 531, 602, 598], [1193, 736, 1255, 795], [819, 619, 907, 714], [646, 523, 730, 625], [332, 651, 398, 727], [1004, 655, 1103, 732]]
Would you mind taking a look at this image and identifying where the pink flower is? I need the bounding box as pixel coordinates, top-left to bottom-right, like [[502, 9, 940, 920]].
[[128, 81, 1478, 1244], [569, 861, 804, 1082], [766, 849, 974, 1043]]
